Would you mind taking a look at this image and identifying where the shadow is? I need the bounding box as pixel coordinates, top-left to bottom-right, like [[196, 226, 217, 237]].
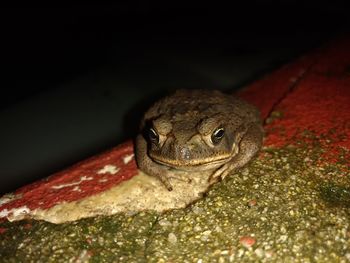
[[121, 89, 171, 141]]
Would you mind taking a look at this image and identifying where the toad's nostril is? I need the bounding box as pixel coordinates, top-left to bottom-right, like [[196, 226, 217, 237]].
[[179, 146, 191, 160]]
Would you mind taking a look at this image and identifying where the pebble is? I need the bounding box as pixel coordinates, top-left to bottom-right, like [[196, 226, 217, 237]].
[[201, 230, 211, 241], [345, 253, 350, 261], [192, 206, 204, 215], [168, 233, 177, 244], [248, 199, 257, 207], [214, 226, 222, 232], [202, 230, 212, 236], [193, 225, 202, 232], [278, 235, 288, 243], [158, 219, 172, 227], [242, 168, 249, 176], [254, 248, 264, 258]]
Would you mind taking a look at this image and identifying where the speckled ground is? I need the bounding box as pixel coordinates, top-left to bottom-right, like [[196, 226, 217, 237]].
[[0, 136, 349, 262]]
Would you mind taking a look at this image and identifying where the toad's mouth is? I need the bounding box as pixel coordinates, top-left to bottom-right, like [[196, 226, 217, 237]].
[[149, 144, 239, 170], [152, 155, 232, 169]]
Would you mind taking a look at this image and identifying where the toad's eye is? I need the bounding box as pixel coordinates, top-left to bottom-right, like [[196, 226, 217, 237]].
[[211, 127, 225, 144], [149, 127, 159, 144]]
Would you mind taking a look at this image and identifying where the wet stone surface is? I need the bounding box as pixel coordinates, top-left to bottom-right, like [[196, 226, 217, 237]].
[[0, 136, 349, 262]]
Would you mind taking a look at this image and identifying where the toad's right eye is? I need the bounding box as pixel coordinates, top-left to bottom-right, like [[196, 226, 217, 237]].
[[149, 128, 159, 144], [211, 127, 225, 145]]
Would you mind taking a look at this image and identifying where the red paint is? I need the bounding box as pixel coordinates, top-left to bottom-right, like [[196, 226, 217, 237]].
[[248, 199, 257, 207], [263, 37, 350, 165], [0, 141, 137, 212], [239, 236, 256, 248], [237, 52, 319, 120]]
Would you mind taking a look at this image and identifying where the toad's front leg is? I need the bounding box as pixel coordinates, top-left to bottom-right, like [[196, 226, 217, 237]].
[[135, 135, 175, 191], [209, 124, 263, 184]]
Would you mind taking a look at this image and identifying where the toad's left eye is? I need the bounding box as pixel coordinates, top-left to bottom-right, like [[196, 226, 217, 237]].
[[211, 127, 225, 144], [149, 127, 159, 144]]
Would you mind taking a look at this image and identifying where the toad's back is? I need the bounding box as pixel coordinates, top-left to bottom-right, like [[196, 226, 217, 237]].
[[145, 89, 261, 125]]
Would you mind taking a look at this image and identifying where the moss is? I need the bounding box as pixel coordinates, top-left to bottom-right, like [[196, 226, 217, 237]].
[[319, 183, 350, 207], [0, 212, 158, 262]]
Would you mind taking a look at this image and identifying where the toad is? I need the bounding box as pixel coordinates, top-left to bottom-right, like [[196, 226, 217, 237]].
[[135, 89, 263, 191]]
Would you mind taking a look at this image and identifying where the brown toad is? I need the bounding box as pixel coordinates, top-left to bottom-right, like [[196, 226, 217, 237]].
[[135, 89, 263, 191]]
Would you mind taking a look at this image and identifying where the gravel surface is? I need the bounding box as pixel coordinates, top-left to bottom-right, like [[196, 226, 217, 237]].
[[1, 134, 349, 262]]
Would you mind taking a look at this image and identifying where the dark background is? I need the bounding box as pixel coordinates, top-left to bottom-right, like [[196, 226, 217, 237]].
[[1, 2, 349, 194]]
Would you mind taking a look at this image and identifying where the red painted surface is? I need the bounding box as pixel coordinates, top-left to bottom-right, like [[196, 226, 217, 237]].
[[237, 52, 319, 120], [239, 236, 257, 248], [1, 36, 350, 218], [0, 142, 137, 213], [263, 37, 350, 165]]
